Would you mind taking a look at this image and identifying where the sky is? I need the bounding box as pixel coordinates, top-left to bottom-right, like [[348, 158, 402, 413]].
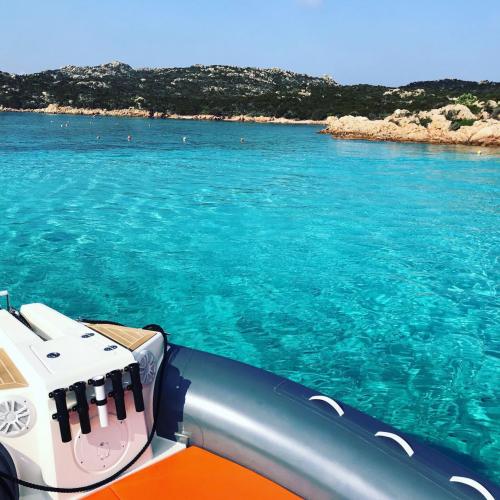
[[0, 0, 499, 86]]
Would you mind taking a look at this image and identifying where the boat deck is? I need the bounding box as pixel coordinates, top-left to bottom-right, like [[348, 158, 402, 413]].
[[87, 446, 300, 499]]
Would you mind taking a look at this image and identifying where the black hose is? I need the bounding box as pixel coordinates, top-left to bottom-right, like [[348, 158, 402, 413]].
[[0, 325, 169, 494]]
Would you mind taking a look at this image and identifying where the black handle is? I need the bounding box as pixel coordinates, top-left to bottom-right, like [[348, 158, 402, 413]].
[[107, 370, 127, 420], [50, 388, 72, 443], [71, 381, 91, 434], [127, 363, 144, 412]]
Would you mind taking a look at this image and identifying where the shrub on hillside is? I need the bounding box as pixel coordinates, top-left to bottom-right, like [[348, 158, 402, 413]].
[[456, 93, 476, 106], [449, 118, 476, 131], [311, 109, 328, 120], [456, 93, 480, 114], [418, 117, 432, 128]]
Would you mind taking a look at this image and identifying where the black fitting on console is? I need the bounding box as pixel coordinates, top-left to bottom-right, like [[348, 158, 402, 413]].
[[49, 388, 72, 443], [70, 381, 91, 434], [126, 362, 144, 412], [107, 370, 127, 420]]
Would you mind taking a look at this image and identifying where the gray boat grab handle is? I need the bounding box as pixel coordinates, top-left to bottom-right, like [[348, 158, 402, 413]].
[[375, 431, 415, 457]]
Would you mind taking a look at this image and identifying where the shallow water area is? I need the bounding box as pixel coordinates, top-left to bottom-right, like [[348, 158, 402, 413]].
[[0, 112, 499, 482]]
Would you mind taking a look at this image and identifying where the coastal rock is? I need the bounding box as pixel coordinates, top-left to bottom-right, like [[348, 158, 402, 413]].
[[469, 120, 500, 146], [33, 104, 150, 118], [322, 106, 500, 147], [438, 104, 477, 120], [325, 115, 428, 142], [0, 106, 326, 126], [389, 109, 412, 119], [44, 104, 62, 114]]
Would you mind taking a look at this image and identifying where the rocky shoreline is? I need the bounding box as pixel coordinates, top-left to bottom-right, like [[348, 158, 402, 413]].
[[0, 104, 326, 126], [320, 104, 500, 147], [2, 103, 499, 147]]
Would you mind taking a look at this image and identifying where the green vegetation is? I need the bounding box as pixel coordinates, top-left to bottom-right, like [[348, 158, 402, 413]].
[[456, 93, 480, 114], [449, 118, 476, 131], [456, 93, 477, 106], [0, 63, 499, 120], [418, 117, 432, 128]]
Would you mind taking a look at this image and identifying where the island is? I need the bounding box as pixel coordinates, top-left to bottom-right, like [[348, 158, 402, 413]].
[[1, 62, 499, 146]]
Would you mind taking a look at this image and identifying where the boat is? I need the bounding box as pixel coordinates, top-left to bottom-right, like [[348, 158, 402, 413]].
[[0, 291, 497, 499]]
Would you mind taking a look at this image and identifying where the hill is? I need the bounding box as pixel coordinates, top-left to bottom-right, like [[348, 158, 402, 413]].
[[1, 62, 499, 120]]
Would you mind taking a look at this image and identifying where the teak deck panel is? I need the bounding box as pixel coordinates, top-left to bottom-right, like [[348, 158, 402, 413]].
[[84, 323, 157, 351], [0, 349, 28, 389]]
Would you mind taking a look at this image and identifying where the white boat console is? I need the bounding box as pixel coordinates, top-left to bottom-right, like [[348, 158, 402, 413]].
[[0, 298, 174, 499]]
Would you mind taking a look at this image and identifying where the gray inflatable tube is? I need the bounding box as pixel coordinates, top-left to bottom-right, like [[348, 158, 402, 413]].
[[157, 344, 499, 500], [0, 443, 18, 500]]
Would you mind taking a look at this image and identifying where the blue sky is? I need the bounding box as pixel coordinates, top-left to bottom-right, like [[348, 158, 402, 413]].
[[1, 0, 499, 86]]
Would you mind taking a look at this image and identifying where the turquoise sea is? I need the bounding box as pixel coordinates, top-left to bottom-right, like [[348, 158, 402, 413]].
[[0, 112, 499, 481]]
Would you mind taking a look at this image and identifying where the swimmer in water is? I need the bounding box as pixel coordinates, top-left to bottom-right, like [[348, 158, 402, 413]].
[[96, 135, 100, 140], [127, 135, 132, 142], [183, 136, 188, 143], [240, 137, 245, 143]]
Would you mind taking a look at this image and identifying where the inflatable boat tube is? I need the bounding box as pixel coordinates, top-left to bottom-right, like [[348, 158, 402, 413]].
[[0, 443, 18, 500], [158, 344, 499, 500]]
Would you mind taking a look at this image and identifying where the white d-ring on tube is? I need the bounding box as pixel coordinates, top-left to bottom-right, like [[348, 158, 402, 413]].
[[450, 476, 494, 500], [375, 431, 414, 457], [309, 395, 344, 416]]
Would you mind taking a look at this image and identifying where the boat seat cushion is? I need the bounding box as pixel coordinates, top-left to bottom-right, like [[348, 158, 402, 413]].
[[0, 310, 43, 346], [20, 303, 90, 340], [87, 446, 299, 499]]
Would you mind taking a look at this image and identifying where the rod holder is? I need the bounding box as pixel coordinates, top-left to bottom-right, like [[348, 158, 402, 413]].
[[49, 388, 71, 443], [70, 381, 91, 434], [126, 363, 144, 412], [107, 370, 126, 420], [90, 376, 108, 428]]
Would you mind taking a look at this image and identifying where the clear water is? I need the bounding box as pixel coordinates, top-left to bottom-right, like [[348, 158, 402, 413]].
[[0, 112, 499, 481]]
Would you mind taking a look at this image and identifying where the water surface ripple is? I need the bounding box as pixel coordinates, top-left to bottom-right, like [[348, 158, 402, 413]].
[[0, 113, 499, 481]]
